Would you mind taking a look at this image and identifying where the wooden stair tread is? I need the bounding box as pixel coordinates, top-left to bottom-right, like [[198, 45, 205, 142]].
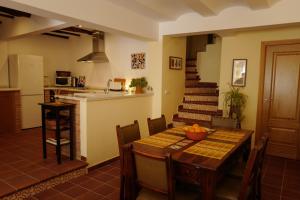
[[173, 115, 212, 127], [178, 107, 218, 115], [184, 93, 219, 96], [183, 100, 218, 105], [185, 84, 218, 88], [185, 71, 198, 74]]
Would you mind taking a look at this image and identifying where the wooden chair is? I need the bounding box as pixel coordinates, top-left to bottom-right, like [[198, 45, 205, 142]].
[[147, 114, 172, 135], [215, 140, 265, 200], [133, 149, 174, 200], [116, 120, 141, 200]]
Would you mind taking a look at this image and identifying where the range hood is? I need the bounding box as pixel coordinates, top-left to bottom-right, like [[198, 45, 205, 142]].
[[77, 31, 109, 63]]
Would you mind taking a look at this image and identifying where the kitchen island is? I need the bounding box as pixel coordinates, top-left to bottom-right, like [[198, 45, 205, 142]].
[[56, 91, 153, 167]]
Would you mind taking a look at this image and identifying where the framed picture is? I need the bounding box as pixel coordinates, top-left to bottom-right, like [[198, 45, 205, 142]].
[[169, 56, 182, 70], [232, 59, 247, 87], [131, 52, 145, 69]]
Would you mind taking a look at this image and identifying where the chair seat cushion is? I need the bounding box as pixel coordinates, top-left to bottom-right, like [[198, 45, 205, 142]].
[[215, 177, 242, 200]]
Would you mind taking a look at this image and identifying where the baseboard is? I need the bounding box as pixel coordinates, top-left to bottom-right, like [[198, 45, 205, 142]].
[[88, 156, 120, 172]]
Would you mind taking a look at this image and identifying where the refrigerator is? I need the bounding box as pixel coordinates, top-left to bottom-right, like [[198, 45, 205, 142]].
[[9, 55, 44, 129]]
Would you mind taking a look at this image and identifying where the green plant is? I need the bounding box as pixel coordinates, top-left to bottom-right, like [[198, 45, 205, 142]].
[[223, 85, 247, 128], [129, 77, 148, 88]]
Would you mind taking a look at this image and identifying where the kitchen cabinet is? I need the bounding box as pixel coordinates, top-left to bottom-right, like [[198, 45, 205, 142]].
[[0, 90, 21, 134]]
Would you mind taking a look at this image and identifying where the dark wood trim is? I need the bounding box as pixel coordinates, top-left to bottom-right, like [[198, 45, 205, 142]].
[[88, 156, 120, 172], [62, 27, 94, 35], [0, 6, 31, 17], [0, 13, 14, 19], [255, 38, 300, 144], [42, 33, 69, 39], [53, 30, 80, 37]]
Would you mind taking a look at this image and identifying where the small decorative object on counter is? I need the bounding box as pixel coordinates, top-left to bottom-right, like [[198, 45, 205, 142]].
[[129, 77, 148, 94], [77, 76, 86, 87]]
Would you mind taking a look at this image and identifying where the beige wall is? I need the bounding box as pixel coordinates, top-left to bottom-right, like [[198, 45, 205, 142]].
[[86, 96, 152, 167], [0, 41, 9, 87], [162, 36, 186, 123], [197, 36, 222, 84], [219, 26, 300, 134]]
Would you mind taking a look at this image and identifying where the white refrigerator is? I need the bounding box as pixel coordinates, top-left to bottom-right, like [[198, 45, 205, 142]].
[[9, 55, 44, 129]]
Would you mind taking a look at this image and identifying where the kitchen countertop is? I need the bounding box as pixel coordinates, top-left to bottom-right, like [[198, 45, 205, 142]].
[[56, 92, 153, 102], [44, 87, 105, 93], [0, 88, 20, 91]]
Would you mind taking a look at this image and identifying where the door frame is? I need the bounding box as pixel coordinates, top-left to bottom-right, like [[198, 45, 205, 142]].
[[255, 38, 300, 143]]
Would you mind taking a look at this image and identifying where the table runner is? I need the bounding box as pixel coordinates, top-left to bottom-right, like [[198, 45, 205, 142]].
[[207, 130, 245, 142], [166, 126, 186, 135], [135, 132, 184, 148], [184, 140, 235, 159]]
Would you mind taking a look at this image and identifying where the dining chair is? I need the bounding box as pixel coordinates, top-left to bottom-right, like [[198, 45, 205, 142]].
[[214, 140, 265, 200], [133, 149, 199, 200], [116, 120, 141, 200], [133, 148, 174, 200], [147, 114, 173, 136]]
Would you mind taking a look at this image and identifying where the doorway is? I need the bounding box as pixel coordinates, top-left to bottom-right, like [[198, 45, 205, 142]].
[[256, 39, 300, 160]]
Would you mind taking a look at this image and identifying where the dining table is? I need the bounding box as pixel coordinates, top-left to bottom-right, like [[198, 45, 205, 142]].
[[132, 126, 253, 200]]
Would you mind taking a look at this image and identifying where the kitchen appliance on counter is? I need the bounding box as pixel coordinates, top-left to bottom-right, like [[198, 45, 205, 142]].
[[55, 71, 72, 87], [9, 55, 44, 129], [77, 76, 86, 87]]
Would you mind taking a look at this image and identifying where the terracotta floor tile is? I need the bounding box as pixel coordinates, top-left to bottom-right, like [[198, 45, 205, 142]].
[[77, 178, 103, 190], [93, 184, 115, 196], [26, 168, 56, 181], [45, 193, 73, 200], [53, 182, 75, 192], [34, 188, 59, 199], [93, 173, 115, 183], [74, 192, 105, 200], [6, 174, 38, 189], [63, 186, 89, 198], [0, 180, 16, 196]]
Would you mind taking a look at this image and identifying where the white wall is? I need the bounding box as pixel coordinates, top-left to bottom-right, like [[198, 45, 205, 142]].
[[197, 36, 221, 84]]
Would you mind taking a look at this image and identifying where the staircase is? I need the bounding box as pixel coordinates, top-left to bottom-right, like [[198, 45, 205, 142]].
[[172, 59, 221, 127]]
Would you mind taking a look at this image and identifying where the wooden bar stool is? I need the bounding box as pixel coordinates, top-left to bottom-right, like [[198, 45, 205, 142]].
[[39, 102, 75, 164]]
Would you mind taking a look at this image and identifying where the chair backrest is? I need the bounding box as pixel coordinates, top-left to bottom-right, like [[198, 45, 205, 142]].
[[133, 149, 174, 200], [212, 116, 237, 129], [116, 120, 141, 155], [239, 136, 268, 200], [147, 114, 167, 135]]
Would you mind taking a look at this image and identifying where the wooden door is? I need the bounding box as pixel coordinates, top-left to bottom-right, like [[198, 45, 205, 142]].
[[260, 41, 300, 159]]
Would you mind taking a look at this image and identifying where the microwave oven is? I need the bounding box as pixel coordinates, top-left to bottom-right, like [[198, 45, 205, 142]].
[[55, 77, 72, 87]]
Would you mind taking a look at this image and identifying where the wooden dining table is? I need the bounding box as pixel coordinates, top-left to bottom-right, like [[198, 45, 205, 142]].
[[132, 127, 253, 200]]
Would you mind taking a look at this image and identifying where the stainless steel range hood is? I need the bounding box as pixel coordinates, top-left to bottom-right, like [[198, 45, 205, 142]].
[[77, 31, 109, 63]]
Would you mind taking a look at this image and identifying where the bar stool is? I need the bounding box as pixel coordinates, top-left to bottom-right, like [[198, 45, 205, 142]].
[[39, 102, 75, 164]]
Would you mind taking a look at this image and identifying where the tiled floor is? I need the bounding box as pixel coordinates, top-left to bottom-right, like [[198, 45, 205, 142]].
[[29, 155, 300, 200], [0, 128, 87, 198], [262, 156, 300, 200], [1, 128, 300, 199]]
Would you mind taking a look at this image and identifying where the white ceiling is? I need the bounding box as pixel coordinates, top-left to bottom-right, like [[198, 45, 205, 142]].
[[108, 0, 280, 21]]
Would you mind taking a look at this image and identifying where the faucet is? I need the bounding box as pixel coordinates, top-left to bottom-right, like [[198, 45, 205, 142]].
[[105, 79, 112, 94]]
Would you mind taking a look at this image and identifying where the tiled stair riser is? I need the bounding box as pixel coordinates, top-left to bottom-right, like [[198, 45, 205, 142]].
[[182, 103, 218, 112], [186, 73, 198, 79], [185, 87, 217, 94], [184, 95, 218, 102], [186, 67, 197, 72], [178, 112, 212, 121], [186, 60, 197, 65]]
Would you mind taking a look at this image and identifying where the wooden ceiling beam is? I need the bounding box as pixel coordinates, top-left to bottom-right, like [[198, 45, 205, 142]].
[[52, 30, 81, 37], [0, 13, 14, 19], [42, 33, 69, 39], [62, 27, 94, 35], [0, 6, 31, 17]]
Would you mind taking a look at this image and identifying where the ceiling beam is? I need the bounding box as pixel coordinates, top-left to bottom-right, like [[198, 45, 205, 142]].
[[182, 0, 218, 16], [0, 6, 31, 17], [62, 27, 94, 35], [0, 12, 14, 19], [42, 33, 69, 39], [52, 30, 80, 37]]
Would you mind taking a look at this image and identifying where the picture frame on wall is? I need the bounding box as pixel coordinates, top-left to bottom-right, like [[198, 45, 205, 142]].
[[131, 52, 145, 69], [232, 59, 247, 87], [169, 56, 182, 70]]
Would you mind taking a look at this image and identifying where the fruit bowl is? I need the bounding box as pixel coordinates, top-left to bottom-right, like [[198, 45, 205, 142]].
[[183, 124, 208, 141]]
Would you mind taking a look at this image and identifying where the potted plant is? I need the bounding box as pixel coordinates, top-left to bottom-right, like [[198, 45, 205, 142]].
[[223, 85, 247, 129], [129, 77, 148, 94]]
